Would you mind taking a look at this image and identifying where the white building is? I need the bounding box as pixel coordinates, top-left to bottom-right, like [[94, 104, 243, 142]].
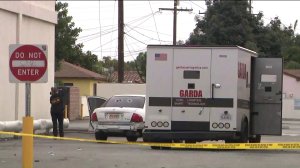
[[0, 1, 56, 121]]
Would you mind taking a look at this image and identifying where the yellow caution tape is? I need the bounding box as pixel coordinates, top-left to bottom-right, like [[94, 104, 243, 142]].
[[1, 131, 300, 150]]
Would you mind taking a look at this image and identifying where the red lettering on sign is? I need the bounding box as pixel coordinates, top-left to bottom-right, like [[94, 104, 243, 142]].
[[179, 90, 202, 98]]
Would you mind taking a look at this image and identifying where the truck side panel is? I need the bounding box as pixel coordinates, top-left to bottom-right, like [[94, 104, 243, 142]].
[[236, 49, 253, 131]]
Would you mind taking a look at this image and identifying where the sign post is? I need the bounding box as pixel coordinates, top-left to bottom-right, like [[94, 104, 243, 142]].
[[9, 44, 48, 168]]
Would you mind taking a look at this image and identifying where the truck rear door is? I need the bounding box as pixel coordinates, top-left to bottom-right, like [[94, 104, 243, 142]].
[[251, 58, 283, 135], [172, 49, 211, 131]]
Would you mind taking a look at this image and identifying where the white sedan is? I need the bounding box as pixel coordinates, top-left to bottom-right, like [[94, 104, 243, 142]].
[[91, 95, 145, 142]]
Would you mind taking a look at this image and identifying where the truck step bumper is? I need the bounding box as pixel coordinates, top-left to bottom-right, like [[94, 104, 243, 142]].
[[143, 130, 237, 142]]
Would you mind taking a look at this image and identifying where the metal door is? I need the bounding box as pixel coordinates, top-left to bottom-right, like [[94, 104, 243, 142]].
[[251, 58, 283, 135], [171, 49, 211, 131], [210, 49, 237, 131]]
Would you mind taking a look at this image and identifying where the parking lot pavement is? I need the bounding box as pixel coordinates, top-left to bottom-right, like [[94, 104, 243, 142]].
[[1, 132, 300, 168], [1, 119, 300, 168]]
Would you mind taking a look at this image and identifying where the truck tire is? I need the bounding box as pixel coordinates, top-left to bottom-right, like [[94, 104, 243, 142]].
[[237, 120, 249, 143], [249, 135, 261, 143], [126, 136, 138, 142], [95, 131, 107, 141]]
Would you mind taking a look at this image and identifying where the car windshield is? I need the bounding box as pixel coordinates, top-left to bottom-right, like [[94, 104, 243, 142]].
[[102, 96, 145, 109]]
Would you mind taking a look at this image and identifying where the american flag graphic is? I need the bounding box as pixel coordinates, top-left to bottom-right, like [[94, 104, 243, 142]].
[[155, 53, 167, 61]]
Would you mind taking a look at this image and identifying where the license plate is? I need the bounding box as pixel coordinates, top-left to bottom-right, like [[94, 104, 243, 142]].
[[106, 113, 122, 120]]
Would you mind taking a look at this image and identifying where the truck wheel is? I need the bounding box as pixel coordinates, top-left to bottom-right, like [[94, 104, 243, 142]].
[[126, 136, 138, 142], [238, 120, 249, 143], [95, 131, 107, 141], [249, 135, 261, 143]]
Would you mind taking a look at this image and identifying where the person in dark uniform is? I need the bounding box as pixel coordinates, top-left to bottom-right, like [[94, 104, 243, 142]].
[[50, 87, 65, 137]]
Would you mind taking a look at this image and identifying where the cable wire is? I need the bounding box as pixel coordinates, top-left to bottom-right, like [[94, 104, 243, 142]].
[[125, 24, 172, 43], [189, 0, 206, 10], [99, 0, 103, 58], [148, 0, 161, 44], [125, 33, 147, 45]]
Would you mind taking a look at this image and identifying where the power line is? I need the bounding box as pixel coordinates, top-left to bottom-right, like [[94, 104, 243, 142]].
[[124, 35, 137, 61], [89, 11, 158, 56], [189, 0, 206, 10], [125, 33, 147, 45], [110, 0, 117, 57], [148, 1, 161, 44], [91, 37, 118, 51], [127, 13, 154, 25], [78, 27, 118, 40], [99, 0, 103, 58], [125, 24, 172, 43], [134, 26, 172, 36], [82, 25, 115, 31], [159, 2, 193, 45], [77, 28, 118, 43]]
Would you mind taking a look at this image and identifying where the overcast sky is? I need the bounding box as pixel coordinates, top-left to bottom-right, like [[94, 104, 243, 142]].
[[62, 1, 300, 61]]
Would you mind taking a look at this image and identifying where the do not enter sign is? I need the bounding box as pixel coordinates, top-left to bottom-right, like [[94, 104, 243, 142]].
[[9, 44, 48, 83]]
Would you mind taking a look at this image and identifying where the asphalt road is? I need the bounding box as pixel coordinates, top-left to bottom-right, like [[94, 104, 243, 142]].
[[1, 124, 300, 168]]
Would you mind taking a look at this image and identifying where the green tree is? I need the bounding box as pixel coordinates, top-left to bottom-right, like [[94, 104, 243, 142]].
[[125, 61, 136, 71], [283, 35, 300, 68], [135, 52, 146, 82], [187, 0, 258, 47], [55, 2, 83, 70], [186, 0, 300, 68], [100, 56, 118, 71], [81, 51, 102, 73], [257, 17, 294, 58]]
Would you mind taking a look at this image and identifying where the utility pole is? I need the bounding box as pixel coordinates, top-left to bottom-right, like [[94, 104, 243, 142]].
[[118, 0, 124, 83], [159, 0, 193, 45], [173, 0, 177, 45], [249, 0, 252, 14]]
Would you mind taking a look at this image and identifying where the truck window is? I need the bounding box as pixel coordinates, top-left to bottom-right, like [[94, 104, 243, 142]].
[[261, 74, 277, 83], [183, 70, 200, 79]]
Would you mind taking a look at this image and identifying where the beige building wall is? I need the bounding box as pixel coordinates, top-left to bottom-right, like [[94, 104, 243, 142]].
[[0, 1, 57, 121], [282, 74, 300, 119], [58, 78, 98, 96], [283, 74, 300, 98]]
